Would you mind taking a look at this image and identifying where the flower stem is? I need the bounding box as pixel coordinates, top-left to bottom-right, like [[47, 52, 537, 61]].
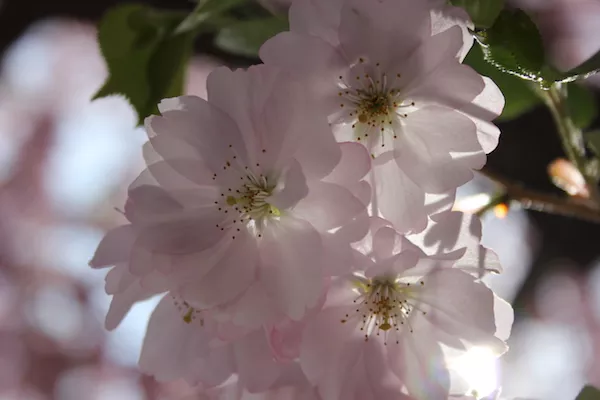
[[542, 84, 600, 204]]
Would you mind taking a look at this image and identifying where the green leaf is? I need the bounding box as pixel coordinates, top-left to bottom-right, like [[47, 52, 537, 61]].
[[585, 130, 600, 157], [576, 385, 600, 400], [566, 83, 598, 130], [450, 0, 504, 28], [476, 8, 545, 82], [553, 50, 600, 83], [464, 44, 541, 121], [93, 4, 194, 125], [215, 16, 288, 57], [175, 0, 246, 34]]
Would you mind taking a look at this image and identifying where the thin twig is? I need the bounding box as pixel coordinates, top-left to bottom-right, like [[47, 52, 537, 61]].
[[479, 167, 600, 224]]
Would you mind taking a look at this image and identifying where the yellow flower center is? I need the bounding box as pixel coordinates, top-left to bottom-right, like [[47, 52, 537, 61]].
[[341, 275, 426, 345]]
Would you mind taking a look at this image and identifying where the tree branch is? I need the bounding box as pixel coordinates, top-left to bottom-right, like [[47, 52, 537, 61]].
[[479, 167, 600, 224]]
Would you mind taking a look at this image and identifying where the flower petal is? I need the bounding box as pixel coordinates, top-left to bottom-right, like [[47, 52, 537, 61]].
[[289, 0, 344, 46], [139, 295, 211, 381], [300, 305, 356, 384], [105, 280, 160, 330], [324, 142, 372, 186], [181, 230, 258, 309], [234, 329, 282, 392], [147, 95, 248, 172], [372, 155, 427, 234], [460, 76, 505, 153], [269, 158, 309, 211], [293, 181, 366, 232], [339, 0, 430, 68], [260, 217, 324, 320], [89, 225, 136, 268], [400, 329, 450, 399], [187, 345, 235, 388], [395, 106, 480, 193]]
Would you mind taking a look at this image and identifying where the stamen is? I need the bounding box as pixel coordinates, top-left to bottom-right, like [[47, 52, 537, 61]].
[[340, 275, 426, 345]]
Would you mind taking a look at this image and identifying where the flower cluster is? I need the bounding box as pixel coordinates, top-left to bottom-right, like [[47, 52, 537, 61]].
[[90, 0, 511, 399]]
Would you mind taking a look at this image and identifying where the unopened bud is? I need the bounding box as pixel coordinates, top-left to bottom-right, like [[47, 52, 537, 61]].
[[548, 158, 589, 198]]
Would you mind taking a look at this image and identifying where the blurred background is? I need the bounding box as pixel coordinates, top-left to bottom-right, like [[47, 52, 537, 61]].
[[0, 0, 600, 399]]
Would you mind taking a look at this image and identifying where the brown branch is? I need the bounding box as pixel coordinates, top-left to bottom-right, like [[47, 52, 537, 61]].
[[479, 167, 600, 224]]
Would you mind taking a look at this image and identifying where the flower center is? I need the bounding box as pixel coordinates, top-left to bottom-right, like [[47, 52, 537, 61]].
[[172, 295, 204, 326], [341, 275, 425, 345], [336, 58, 415, 148], [357, 93, 393, 123], [225, 174, 280, 220], [213, 161, 280, 238]]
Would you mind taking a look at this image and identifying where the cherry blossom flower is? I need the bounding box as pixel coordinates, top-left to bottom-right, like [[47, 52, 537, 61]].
[[299, 216, 512, 400], [260, 0, 504, 232], [89, 64, 371, 329], [136, 292, 328, 396], [136, 293, 283, 391], [200, 362, 320, 400]]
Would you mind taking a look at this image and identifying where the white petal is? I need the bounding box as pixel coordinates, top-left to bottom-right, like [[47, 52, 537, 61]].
[[234, 329, 281, 392], [372, 156, 428, 234], [260, 217, 324, 320], [139, 295, 211, 381], [181, 230, 258, 308]]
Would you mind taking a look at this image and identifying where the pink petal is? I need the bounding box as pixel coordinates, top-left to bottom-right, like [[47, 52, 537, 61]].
[[224, 281, 281, 328], [260, 31, 345, 83], [408, 61, 486, 113], [105, 264, 135, 294], [361, 340, 407, 400], [293, 181, 366, 232], [148, 95, 249, 173], [395, 106, 479, 193], [419, 268, 498, 344], [324, 142, 372, 186], [260, 217, 325, 320], [289, 0, 344, 46], [234, 329, 282, 392], [371, 226, 399, 260], [398, 26, 466, 97], [125, 184, 183, 223], [181, 230, 258, 308], [208, 65, 341, 179], [105, 281, 160, 330], [339, 0, 430, 69], [455, 246, 503, 277], [399, 329, 450, 399], [365, 250, 420, 278], [409, 211, 480, 257], [89, 225, 136, 268], [139, 295, 211, 381], [494, 293, 514, 342], [134, 212, 227, 255], [145, 129, 199, 161], [300, 305, 356, 384], [268, 159, 309, 211], [269, 318, 304, 362], [431, 4, 473, 61], [372, 155, 428, 234], [187, 344, 235, 388], [461, 76, 505, 153]]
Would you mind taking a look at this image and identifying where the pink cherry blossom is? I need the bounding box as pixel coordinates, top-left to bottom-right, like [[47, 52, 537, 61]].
[[260, 0, 504, 233], [407, 211, 503, 278], [138, 293, 312, 393], [200, 363, 320, 400], [89, 64, 371, 329], [299, 218, 512, 400]]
